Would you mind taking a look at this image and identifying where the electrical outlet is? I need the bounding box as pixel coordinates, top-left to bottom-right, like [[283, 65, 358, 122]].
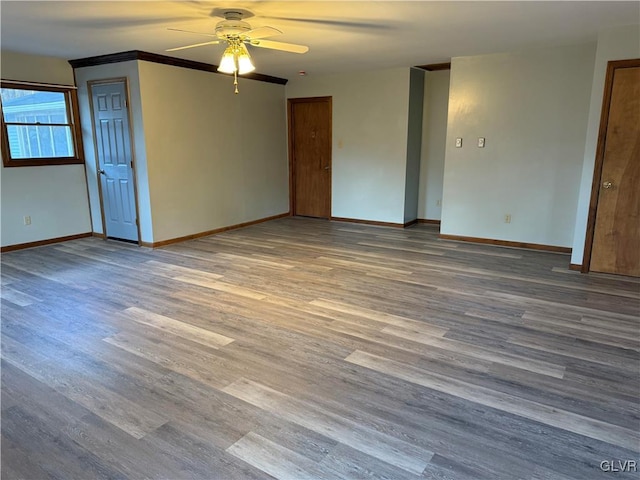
[[455, 138, 463, 148], [24, 215, 31, 226], [478, 137, 485, 148], [504, 214, 512, 224]]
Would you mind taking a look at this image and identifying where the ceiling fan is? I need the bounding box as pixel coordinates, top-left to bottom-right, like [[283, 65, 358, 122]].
[[166, 10, 309, 93]]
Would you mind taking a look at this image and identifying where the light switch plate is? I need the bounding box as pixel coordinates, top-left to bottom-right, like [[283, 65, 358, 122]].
[[455, 138, 463, 148], [478, 137, 485, 148]]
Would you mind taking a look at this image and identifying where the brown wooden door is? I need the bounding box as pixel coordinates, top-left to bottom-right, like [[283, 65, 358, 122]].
[[589, 61, 640, 276], [289, 97, 332, 218]]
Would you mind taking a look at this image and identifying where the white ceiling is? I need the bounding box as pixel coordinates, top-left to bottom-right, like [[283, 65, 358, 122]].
[[1, 1, 638, 80]]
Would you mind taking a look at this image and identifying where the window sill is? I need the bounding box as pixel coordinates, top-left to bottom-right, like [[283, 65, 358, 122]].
[[2, 157, 85, 167]]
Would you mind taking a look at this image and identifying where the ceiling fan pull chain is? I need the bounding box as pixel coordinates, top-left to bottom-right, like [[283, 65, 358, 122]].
[[234, 70, 239, 94]]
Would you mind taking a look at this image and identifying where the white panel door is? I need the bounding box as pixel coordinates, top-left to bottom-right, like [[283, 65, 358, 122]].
[[91, 81, 138, 242]]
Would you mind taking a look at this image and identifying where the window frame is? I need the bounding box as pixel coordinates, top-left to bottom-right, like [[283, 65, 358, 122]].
[[1, 80, 85, 167]]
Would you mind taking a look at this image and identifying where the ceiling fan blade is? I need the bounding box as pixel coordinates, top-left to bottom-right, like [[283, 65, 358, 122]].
[[243, 26, 282, 40], [167, 27, 217, 38], [166, 40, 220, 52], [248, 39, 309, 54], [263, 16, 389, 30], [55, 16, 197, 29]]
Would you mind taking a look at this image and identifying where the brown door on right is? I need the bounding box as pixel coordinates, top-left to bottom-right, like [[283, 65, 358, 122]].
[[289, 97, 332, 219], [590, 62, 640, 277]]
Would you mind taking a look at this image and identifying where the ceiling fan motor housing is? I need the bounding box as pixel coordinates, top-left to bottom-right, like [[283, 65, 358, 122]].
[[216, 11, 251, 38]]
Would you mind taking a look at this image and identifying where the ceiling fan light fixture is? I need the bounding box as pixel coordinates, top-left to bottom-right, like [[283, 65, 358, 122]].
[[217, 45, 237, 73], [237, 43, 255, 75]]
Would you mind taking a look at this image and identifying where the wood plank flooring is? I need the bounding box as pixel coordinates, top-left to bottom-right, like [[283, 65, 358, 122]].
[[1, 217, 639, 479]]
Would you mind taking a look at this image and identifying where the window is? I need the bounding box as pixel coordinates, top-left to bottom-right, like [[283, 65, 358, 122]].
[[1, 81, 84, 167]]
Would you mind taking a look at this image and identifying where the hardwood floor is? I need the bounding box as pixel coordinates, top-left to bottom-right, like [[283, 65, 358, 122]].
[[1, 217, 638, 479]]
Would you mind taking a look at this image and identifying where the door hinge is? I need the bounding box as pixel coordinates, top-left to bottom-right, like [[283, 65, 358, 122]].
[[130, 161, 134, 169], [135, 218, 139, 226]]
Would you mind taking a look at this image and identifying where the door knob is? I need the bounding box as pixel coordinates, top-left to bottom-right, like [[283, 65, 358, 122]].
[[98, 169, 106, 175], [324, 166, 330, 170], [602, 181, 612, 189]]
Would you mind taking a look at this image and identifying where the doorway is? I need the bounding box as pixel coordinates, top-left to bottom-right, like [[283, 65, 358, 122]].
[[288, 97, 332, 219], [583, 59, 640, 277], [89, 79, 139, 243]]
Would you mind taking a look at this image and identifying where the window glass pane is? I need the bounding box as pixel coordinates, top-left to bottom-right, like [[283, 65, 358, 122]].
[[5, 125, 74, 159], [51, 113, 66, 123], [1, 88, 69, 124]]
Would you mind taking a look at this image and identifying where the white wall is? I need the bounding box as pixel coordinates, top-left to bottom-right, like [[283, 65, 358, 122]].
[[571, 24, 640, 265], [286, 68, 411, 224], [137, 61, 289, 242], [441, 44, 596, 247], [418, 69, 450, 221], [75, 61, 153, 243], [0, 51, 92, 247], [403, 67, 425, 224]]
